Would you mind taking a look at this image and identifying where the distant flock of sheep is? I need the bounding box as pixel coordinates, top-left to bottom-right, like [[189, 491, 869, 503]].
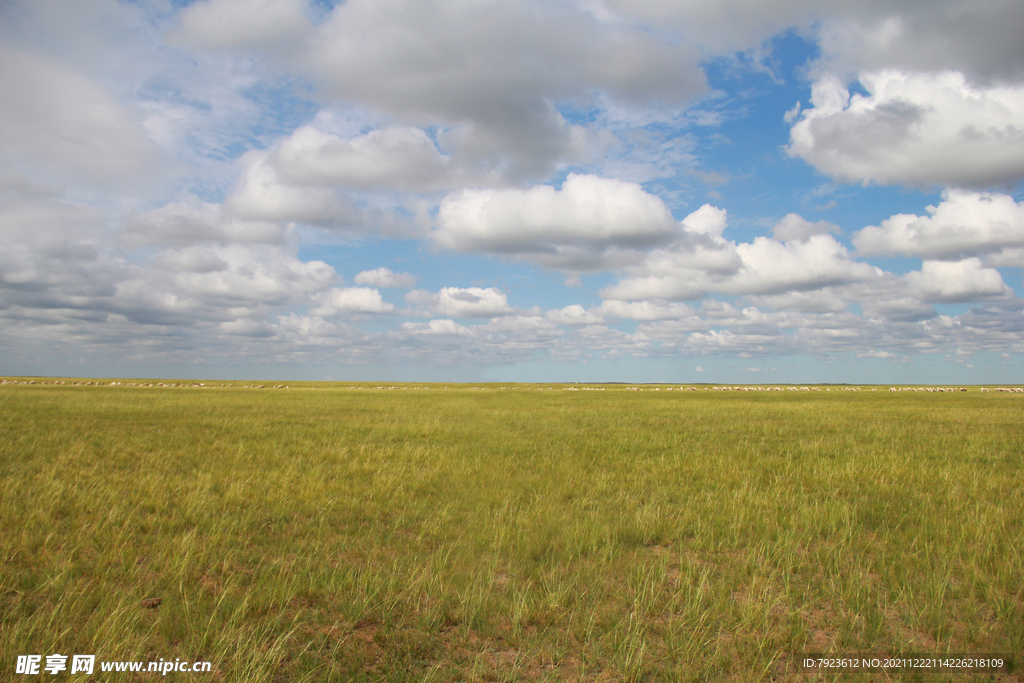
[[1, 379, 1021, 393], [0, 380, 288, 389], [889, 386, 965, 392]]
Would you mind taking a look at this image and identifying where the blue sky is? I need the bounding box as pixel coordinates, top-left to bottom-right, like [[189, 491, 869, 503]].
[[1, 0, 1023, 383]]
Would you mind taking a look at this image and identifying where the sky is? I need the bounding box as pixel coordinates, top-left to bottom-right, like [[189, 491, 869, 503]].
[[1, 0, 1023, 383]]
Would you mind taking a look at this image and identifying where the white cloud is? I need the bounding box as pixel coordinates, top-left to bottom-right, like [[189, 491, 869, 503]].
[[607, 1, 1024, 83], [0, 172, 105, 244], [225, 151, 355, 225], [152, 247, 230, 274], [546, 304, 605, 326], [269, 125, 482, 192], [0, 43, 158, 185], [593, 203, 745, 302], [771, 214, 841, 241], [984, 248, 1024, 269], [853, 189, 1024, 259], [844, 275, 938, 322], [121, 196, 286, 247], [353, 267, 416, 289], [602, 0, 820, 55], [0, 232, 340, 347], [223, 150, 415, 235], [435, 173, 680, 270], [405, 287, 513, 318], [125, 245, 334, 309], [744, 290, 848, 314], [172, 0, 313, 51], [905, 259, 1010, 303], [307, 0, 706, 180], [788, 70, 1024, 189], [728, 235, 880, 296], [401, 319, 473, 336], [858, 350, 896, 359], [256, 313, 401, 364], [0, 177, 126, 317], [681, 203, 728, 237], [478, 315, 558, 336], [311, 287, 395, 315], [814, 5, 1024, 83], [434, 287, 513, 318], [220, 318, 273, 337], [669, 328, 792, 358], [598, 263, 721, 302], [602, 212, 879, 301], [403, 289, 437, 307], [386, 313, 564, 364], [599, 300, 695, 321]]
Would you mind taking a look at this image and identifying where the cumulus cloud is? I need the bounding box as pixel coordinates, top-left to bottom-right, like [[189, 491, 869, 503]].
[[0, 172, 105, 243], [599, 300, 696, 321], [0, 226, 338, 350], [788, 70, 1024, 189], [0, 178, 124, 318], [152, 247, 230, 274], [120, 245, 334, 312], [220, 318, 274, 337], [387, 314, 564, 366], [744, 290, 849, 314], [771, 214, 841, 241], [546, 304, 605, 326], [400, 319, 472, 336], [172, 0, 313, 51], [857, 350, 897, 359], [273, 313, 367, 345], [405, 287, 513, 318], [435, 173, 680, 270], [984, 248, 1024, 269], [607, 0, 1024, 83], [728, 235, 881, 296], [0, 43, 158, 185], [598, 272, 701, 303], [853, 189, 1024, 259], [268, 125, 484, 192], [307, 0, 706, 179], [225, 151, 355, 225], [433, 287, 513, 318], [602, 0, 815, 55], [353, 267, 416, 289], [905, 259, 1010, 303], [477, 314, 559, 336], [814, 4, 1024, 83], [632, 302, 872, 359], [311, 287, 395, 315], [844, 275, 938, 322], [681, 203, 728, 237], [223, 150, 414, 235], [121, 196, 286, 247], [601, 205, 879, 302]]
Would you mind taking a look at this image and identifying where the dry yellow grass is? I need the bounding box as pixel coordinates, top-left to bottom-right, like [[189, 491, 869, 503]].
[[1, 381, 1021, 681]]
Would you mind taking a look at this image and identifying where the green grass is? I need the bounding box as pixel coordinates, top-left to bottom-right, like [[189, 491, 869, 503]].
[[1, 382, 1021, 681]]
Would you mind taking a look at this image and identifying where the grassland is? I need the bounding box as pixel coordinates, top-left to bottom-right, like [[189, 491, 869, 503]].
[[0, 381, 1021, 682]]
